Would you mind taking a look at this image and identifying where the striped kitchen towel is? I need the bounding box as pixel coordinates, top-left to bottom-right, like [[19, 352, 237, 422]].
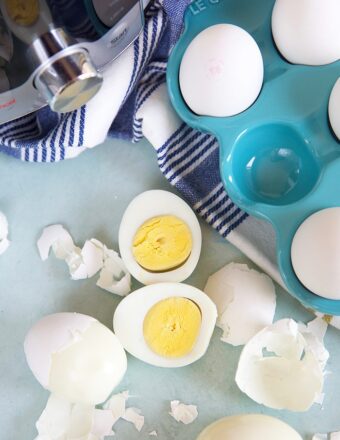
[[0, 0, 281, 286]]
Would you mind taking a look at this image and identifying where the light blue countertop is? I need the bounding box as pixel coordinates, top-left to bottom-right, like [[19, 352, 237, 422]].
[[1, 138, 340, 440]]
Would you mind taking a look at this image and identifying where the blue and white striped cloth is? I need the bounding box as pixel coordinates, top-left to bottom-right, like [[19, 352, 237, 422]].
[[0, 0, 281, 285]]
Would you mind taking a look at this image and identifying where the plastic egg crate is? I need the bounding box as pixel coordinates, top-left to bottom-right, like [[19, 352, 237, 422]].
[[167, 0, 340, 314]]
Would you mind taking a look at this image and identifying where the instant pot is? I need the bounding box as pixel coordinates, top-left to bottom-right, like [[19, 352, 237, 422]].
[[0, 0, 150, 123]]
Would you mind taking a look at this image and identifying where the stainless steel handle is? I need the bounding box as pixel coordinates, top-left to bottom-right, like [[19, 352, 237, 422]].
[[30, 28, 103, 113]]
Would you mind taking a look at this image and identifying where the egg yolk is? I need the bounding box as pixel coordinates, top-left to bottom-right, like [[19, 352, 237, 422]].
[[132, 215, 193, 272], [143, 297, 201, 358]]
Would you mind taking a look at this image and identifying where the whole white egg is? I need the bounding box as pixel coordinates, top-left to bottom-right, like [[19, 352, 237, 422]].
[[113, 282, 217, 367], [179, 24, 264, 117], [24, 313, 127, 404], [118, 190, 201, 285], [291, 208, 340, 299], [272, 0, 340, 66], [196, 414, 302, 440], [329, 78, 340, 141]]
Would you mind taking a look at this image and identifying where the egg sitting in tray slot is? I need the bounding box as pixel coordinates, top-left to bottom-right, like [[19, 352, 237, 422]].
[[119, 190, 202, 285], [113, 282, 217, 367]]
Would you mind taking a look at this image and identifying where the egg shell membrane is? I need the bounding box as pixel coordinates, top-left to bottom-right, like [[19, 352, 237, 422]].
[[204, 262, 276, 346], [113, 283, 217, 367], [24, 313, 96, 388], [235, 319, 325, 411], [119, 190, 202, 285], [329, 78, 340, 141], [196, 414, 302, 440]]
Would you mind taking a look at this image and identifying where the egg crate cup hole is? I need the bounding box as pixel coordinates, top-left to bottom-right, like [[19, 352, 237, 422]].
[[167, 0, 340, 314]]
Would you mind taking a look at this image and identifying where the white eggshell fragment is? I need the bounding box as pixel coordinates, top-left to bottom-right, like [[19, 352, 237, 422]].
[[35, 393, 116, 440], [0, 211, 10, 254], [37, 226, 103, 280], [196, 414, 302, 440], [37, 224, 75, 261], [119, 190, 201, 285], [204, 263, 276, 346], [169, 400, 198, 425], [122, 407, 145, 432], [95, 240, 131, 296], [272, 0, 340, 66], [179, 24, 264, 117], [113, 283, 217, 367], [37, 226, 131, 294], [291, 208, 340, 299], [313, 433, 340, 440], [103, 390, 144, 433], [24, 313, 127, 405], [329, 78, 340, 141], [313, 435, 328, 440], [235, 319, 329, 411]]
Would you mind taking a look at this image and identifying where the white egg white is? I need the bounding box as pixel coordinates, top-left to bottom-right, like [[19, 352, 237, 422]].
[[329, 78, 340, 141], [272, 0, 340, 66], [118, 190, 202, 285], [291, 208, 340, 299], [24, 313, 127, 405], [197, 414, 302, 440], [113, 283, 217, 368], [179, 24, 264, 117]]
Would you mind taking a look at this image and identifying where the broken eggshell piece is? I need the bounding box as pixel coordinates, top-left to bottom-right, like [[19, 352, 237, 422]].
[[95, 241, 131, 296], [103, 390, 145, 432], [204, 263, 276, 346], [35, 389, 145, 440], [118, 190, 202, 285], [313, 432, 340, 440], [37, 225, 131, 295], [169, 400, 198, 425], [35, 393, 116, 440], [235, 318, 329, 411], [24, 313, 127, 405], [113, 283, 217, 367]]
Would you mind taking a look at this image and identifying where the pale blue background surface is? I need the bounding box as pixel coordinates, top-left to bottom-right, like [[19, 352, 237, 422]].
[[1, 138, 340, 440]]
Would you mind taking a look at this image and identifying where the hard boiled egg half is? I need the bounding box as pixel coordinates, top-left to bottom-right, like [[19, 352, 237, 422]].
[[24, 313, 127, 405], [113, 283, 217, 367], [119, 190, 202, 285]]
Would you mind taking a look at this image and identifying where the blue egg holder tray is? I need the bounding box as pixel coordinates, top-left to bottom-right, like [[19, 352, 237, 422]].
[[167, 0, 340, 314]]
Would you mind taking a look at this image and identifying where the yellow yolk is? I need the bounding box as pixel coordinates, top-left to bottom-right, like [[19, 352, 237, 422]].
[[143, 297, 201, 358], [132, 215, 193, 272]]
